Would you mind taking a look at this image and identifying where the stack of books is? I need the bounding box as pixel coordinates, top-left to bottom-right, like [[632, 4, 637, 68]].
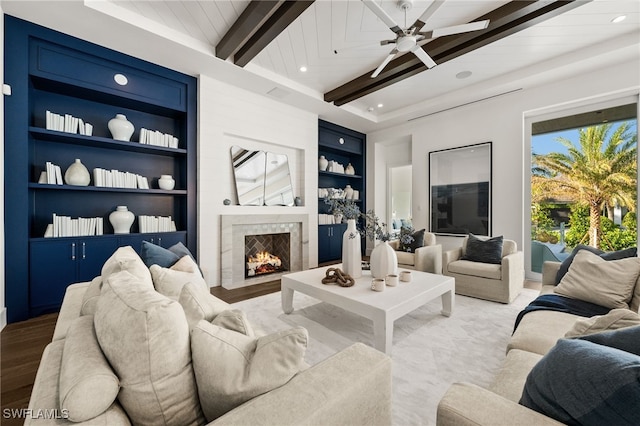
[[138, 215, 176, 233], [44, 214, 104, 237], [45, 110, 93, 135], [41, 161, 63, 185], [139, 128, 179, 148], [93, 168, 149, 189]]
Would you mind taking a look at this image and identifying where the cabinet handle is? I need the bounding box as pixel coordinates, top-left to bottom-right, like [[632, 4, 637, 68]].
[[157, 237, 162, 247], [82, 242, 86, 260], [71, 242, 76, 260]]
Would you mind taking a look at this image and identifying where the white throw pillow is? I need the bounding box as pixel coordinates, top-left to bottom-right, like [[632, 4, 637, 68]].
[[211, 309, 255, 337], [150, 256, 208, 301], [94, 270, 205, 426], [565, 308, 640, 338], [178, 281, 230, 326], [100, 246, 153, 287], [554, 250, 640, 309], [191, 320, 308, 421]]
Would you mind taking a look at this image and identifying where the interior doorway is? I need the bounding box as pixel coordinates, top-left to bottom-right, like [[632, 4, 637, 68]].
[[388, 164, 413, 236]]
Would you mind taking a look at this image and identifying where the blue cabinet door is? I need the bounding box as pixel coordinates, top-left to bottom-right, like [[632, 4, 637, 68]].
[[29, 240, 78, 315], [318, 224, 346, 263], [77, 239, 120, 282]]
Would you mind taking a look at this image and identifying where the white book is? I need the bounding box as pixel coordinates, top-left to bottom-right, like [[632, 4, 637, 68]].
[[85, 123, 93, 136], [78, 118, 85, 136], [46, 162, 54, 184], [46, 110, 52, 130], [140, 128, 146, 144], [64, 114, 71, 133], [72, 117, 79, 134], [52, 213, 58, 237], [55, 165, 63, 185], [56, 114, 63, 131]]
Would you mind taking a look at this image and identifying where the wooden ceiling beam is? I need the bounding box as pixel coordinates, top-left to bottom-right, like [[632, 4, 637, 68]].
[[325, 0, 589, 106], [223, 1, 315, 68]]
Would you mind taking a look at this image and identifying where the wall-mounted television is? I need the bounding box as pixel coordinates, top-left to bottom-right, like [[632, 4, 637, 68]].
[[431, 182, 489, 235]]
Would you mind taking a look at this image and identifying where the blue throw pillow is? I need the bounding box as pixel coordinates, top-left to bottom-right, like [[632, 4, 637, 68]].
[[520, 338, 640, 426], [578, 325, 640, 356], [461, 233, 503, 264], [168, 242, 197, 263], [555, 245, 637, 284], [140, 240, 180, 268]]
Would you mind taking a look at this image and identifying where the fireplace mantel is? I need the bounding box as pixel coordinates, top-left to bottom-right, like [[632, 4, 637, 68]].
[[220, 214, 309, 289]]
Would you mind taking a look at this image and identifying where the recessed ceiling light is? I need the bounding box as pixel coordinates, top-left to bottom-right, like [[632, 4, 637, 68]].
[[299, 66, 307, 72], [113, 73, 128, 85], [377, 103, 384, 108], [456, 71, 472, 79], [611, 15, 626, 23]]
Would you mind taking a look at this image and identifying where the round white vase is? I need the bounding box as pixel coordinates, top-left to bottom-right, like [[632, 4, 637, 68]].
[[108, 114, 135, 141], [342, 219, 362, 278], [370, 241, 398, 279], [109, 205, 135, 234], [318, 155, 328, 171], [158, 175, 175, 190], [344, 185, 354, 200], [345, 163, 355, 175], [64, 159, 90, 186]]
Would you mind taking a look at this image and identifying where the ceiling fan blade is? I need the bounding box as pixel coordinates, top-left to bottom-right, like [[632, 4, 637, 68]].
[[410, 44, 437, 69], [432, 20, 490, 37], [371, 49, 398, 78], [410, 0, 446, 32], [361, 0, 403, 35]]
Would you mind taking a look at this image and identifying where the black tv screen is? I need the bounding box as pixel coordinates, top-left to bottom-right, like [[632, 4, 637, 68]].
[[431, 182, 490, 235]]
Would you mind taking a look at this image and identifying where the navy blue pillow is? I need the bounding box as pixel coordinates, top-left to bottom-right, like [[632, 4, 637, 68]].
[[520, 338, 640, 426], [140, 240, 180, 268], [399, 228, 426, 253], [462, 234, 503, 264], [555, 245, 637, 284], [578, 325, 640, 356]]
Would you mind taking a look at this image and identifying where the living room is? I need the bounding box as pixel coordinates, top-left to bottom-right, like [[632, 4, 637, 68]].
[[1, 0, 640, 425]]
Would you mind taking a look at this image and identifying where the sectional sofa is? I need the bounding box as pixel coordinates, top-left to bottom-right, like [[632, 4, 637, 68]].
[[26, 246, 393, 425]]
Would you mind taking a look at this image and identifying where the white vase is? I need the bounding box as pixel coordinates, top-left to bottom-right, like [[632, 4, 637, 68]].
[[109, 205, 135, 234], [318, 155, 328, 171], [342, 219, 362, 278], [64, 159, 90, 186], [345, 163, 355, 175], [158, 174, 175, 190], [344, 185, 354, 200], [370, 241, 398, 279], [108, 114, 135, 141]]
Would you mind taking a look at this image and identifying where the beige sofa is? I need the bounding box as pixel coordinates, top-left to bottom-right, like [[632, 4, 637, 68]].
[[443, 236, 524, 303], [437, 260, 639, 425], [389, 231, 442, 274], [26, 247, 393, 425]]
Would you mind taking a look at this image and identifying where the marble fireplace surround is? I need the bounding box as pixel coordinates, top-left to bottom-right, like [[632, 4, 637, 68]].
[[221, 214, 309, 289]]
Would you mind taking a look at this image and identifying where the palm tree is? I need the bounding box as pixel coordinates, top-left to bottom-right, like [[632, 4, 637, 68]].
[[532, 122, 637, 248]]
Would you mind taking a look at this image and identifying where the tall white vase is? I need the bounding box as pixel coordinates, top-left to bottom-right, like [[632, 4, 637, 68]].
[[108, 114, 135, 141], [342, 219, 362, 278], [109, 205, 135, 234], [370, 241, 398, 279], [318, 155, 328, 171]]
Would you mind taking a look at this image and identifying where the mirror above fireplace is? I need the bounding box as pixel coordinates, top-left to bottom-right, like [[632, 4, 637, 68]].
[[231, 145, 295, 206]]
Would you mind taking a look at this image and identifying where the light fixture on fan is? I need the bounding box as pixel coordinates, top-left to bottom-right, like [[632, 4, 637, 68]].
[[362, 0, 490, 78]]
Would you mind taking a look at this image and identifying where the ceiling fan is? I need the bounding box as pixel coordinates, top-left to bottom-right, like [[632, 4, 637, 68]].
[[362, 0, 490, 78]]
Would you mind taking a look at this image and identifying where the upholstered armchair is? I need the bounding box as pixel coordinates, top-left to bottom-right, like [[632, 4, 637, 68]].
[[389, 231, 442, 274], [443, 236, 524, 303]]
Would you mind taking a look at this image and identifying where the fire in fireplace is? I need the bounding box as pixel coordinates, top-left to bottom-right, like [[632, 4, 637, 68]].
[[245, 233, 290, 278]]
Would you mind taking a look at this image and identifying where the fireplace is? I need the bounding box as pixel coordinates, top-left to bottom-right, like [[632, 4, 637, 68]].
[[245, 233, 290, 278]]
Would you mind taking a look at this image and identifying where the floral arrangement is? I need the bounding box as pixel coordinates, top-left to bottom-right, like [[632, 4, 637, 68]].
[[323, 194, 360, 220], [358, 209, 415, 246]]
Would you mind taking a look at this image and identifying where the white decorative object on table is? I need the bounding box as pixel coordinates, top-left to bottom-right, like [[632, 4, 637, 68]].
[[370, 241, 398, 279], [64, 158, 90, 186], [158, 175, 175, 190], [109, 205, 135, 234], [371, 278, 385, 292], [344, 185, 354, 200], [386, 274, 399, 287], [400, 271, 412, 282], [342, 219, 362, 278], [318, 155, 328, 171], [108, 114, 134, 141], [345, 163, 355, 175]]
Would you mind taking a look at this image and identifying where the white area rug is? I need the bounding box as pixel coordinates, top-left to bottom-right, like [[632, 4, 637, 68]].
[[232, 288, 539, 425]]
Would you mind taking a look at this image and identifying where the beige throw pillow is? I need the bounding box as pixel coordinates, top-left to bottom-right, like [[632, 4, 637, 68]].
[[79, 276, 103, 316], [212, 309, 255, 337], [554, 250, 640, 309], [565, 308, 640, 338], [59, 315, 119, 422], [178, 281, 229, 326], [191, 320, 308, 421], [94, 270, 205, 426], [150, 256, 208, 301]]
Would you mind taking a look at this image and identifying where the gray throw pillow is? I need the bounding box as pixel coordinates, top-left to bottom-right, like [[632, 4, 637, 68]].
[[462, 234, 503, 264], [399, 228, 426, 253]]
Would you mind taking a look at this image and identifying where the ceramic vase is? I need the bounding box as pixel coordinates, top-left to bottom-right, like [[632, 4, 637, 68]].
[[344, 185, 354, 200], [109, 205, 135, 234], [370, 241, 398, 279], [342, 219, 362, 278], [345, 163, 355, 175], [64, 159, 90, 186], [318, 155, 328, 171], [108, 114, 135, 141], [158, 175, 175, 190]]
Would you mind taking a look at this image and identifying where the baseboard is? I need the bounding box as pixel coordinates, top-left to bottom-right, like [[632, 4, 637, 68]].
[[0, 307, 6, 331]]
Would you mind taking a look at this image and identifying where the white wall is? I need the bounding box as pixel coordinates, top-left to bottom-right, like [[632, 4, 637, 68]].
[[198, 75, 318, 286], [367, 59, 640, 257], [0, 4, 6, 330]]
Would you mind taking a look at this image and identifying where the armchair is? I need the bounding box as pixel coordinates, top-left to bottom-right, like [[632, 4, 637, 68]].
[[443, 236, 524, 303], [389, 231, 442, 274]]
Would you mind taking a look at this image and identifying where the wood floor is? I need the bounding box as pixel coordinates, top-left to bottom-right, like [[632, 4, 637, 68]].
[[0, 281, 280, 425]]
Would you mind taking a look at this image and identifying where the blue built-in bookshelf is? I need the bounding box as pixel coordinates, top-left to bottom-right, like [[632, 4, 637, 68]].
[[4, 15, 198, 322]]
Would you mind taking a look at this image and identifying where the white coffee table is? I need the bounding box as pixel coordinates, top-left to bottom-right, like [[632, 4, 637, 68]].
[[281, 266, 455, 355]]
